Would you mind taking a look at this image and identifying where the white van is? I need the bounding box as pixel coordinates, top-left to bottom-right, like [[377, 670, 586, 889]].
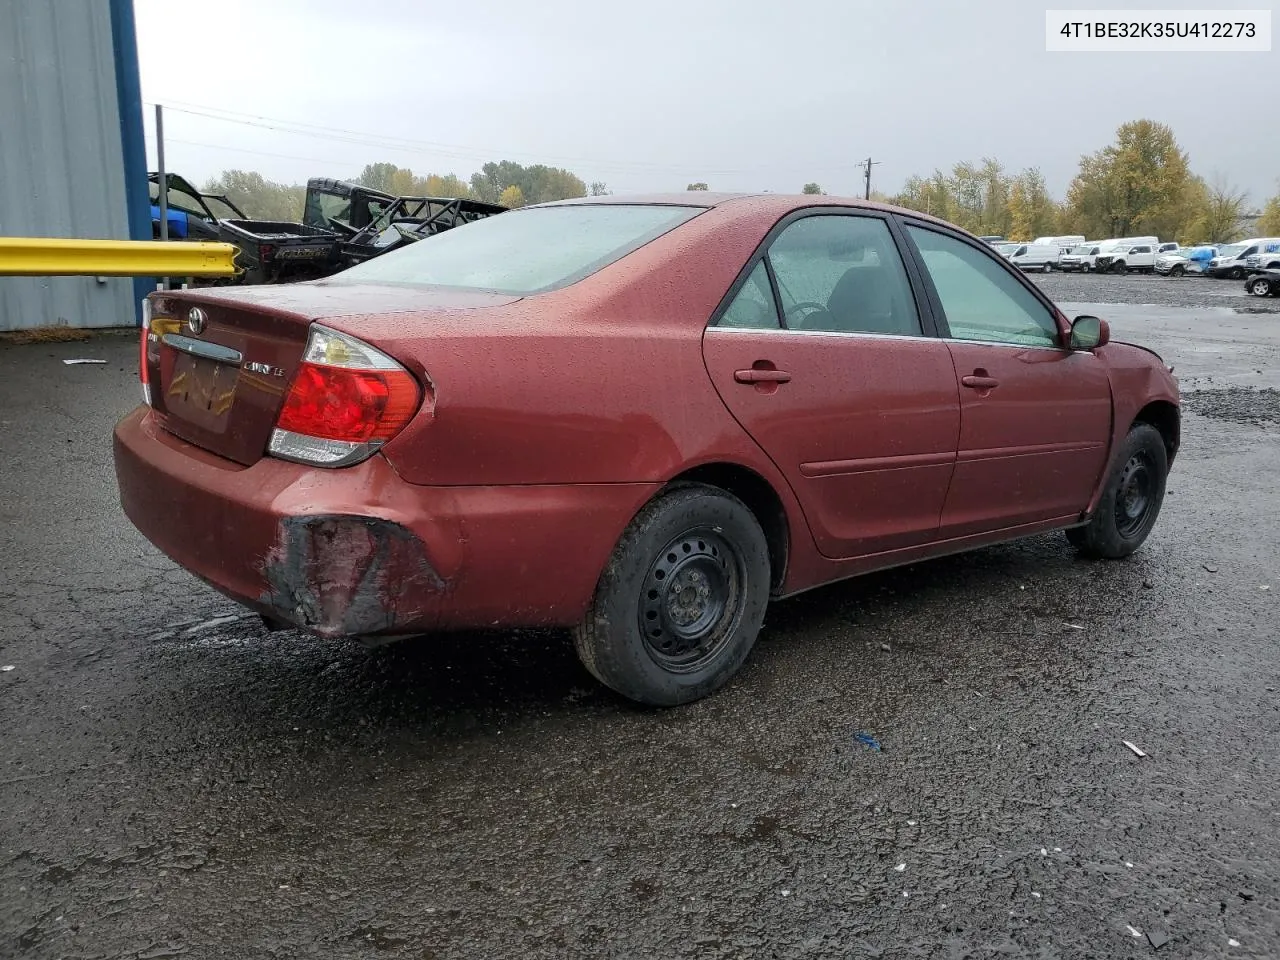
[[1033, 235, 1086, 249], [1006, 243, 1063, 272], [1058, 241, 1105, 272], [1217, 238, 1280, 278]]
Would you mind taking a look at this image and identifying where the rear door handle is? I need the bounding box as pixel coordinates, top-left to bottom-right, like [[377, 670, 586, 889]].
[[961, 375, 999, 389], [734, 368, 791, 384]]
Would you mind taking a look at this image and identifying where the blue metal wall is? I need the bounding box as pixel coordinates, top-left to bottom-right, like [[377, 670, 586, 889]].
[[0, 0, 147, 331]]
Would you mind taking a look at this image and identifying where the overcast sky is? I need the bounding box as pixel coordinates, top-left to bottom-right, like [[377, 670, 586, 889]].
[[134, 0, 1278, 204]]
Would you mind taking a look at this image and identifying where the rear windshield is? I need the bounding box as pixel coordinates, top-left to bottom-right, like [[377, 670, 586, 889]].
[[328, 204, 704, 294]]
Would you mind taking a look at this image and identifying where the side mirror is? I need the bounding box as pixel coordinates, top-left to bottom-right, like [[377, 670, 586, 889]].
[[1070, 315, 1110, 350]]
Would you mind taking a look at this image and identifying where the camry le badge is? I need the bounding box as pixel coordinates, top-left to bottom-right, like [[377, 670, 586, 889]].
[[186, 307, 207, 335], [243, 360, 285, 377]]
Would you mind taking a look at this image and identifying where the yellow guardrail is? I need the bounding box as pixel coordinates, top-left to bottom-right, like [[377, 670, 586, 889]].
[[0, 238, 240, 277]]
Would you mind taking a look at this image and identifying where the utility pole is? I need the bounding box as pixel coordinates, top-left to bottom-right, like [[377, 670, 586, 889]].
[[155, 103, 169, 290], [860, 156, 880, 200]]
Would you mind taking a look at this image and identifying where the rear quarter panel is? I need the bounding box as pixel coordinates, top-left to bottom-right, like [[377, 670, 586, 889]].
[[325, 201, 794, 489]]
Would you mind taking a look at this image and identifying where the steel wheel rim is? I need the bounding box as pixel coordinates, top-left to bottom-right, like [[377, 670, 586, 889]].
[[1115, 453, 1155, 538], [638, 529, 744, 671], [1251, 280, 1269, 296]]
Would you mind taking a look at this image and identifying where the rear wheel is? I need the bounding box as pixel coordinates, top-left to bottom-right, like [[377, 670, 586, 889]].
[[573, 485, 770, 706], [1066, 423, 1168, 559], [1248, 277, 1273, 297], [1080, 263, 1091, 274], [1229, 266, 1245, 280], [1043, 261, 1053, 273]]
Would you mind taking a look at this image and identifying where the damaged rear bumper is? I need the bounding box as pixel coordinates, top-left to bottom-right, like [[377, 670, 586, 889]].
[[113, 408, 658, 639]]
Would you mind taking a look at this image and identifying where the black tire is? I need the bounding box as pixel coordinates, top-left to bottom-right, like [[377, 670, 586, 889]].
[[1112, 260, 1127, 274], [1043, 261, 1053, 273], [573, 484, 771, 706], [1066, 423, 1168, 559], [1229, 267, 1245, 280], [1080, 263, 1091, 274], [1170, 265, 1185, 277]]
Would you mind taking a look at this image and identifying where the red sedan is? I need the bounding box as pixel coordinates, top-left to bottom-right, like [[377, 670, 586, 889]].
[[114, 194, 1180, 706]]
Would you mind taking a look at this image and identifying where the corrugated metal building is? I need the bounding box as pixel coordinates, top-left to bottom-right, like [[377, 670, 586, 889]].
[[0, 0, 148, 331]]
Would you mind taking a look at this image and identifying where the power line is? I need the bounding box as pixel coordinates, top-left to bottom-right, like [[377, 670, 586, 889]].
[[144, 98, 868, 181]]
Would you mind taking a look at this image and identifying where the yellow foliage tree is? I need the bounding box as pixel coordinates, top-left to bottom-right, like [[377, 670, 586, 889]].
[[1258, 189, 1280, 235], [1063, 120, 1202, 240], [498, 185, 526, 208]]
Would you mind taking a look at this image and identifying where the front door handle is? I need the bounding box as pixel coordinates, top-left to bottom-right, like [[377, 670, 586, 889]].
[[735, 368, 791, 384], [961, 375, 999, 390]]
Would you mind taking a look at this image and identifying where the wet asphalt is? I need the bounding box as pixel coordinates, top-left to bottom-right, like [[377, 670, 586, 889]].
[[1, 274, 1278, 959]]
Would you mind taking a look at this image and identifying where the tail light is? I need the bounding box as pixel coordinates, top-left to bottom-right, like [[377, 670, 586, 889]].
[[139, 296, 152, 406], [268, 324, 421, 468]]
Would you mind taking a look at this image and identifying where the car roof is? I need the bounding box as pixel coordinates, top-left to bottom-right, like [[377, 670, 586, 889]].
[[527, 192, 962, 230]]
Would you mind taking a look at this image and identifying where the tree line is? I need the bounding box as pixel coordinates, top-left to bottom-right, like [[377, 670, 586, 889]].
[[771, 121, 1279, 242], [201, 119, 1279, 241], [202, 160, 604, 221]]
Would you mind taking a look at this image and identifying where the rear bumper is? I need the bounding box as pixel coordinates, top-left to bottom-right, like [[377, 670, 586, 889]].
[[113, 407, 659, 637]]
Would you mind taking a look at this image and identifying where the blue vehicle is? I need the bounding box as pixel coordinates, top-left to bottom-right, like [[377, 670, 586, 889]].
[[148, 172, 245, 241], [1153, 245, 1217, 277]]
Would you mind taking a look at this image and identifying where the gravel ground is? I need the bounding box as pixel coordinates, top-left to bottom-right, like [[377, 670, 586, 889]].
[[2, 306, 1279, 960], [1029, 271, 1280, 312]]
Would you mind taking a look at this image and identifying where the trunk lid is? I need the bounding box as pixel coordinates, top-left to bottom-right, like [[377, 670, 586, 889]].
[[145, 282, 520, 466]]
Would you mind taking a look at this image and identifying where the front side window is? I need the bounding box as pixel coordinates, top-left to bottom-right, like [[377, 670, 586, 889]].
[[717, 261, 780, 329], [906, 226, 1060, 348], [764, 215, 921, 336], [330, 204, 702, 295]]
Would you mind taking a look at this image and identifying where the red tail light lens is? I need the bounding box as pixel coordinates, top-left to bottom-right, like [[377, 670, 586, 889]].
[[276, 363, 419, 442], [268, 325, 421, 467]]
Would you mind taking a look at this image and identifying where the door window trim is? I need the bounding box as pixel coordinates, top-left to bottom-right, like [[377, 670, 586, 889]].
[[706, 207, 944, 338], [893, 216, 1071, 349]]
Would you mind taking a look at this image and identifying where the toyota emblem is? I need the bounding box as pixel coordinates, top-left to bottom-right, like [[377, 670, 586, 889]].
[[186, 307, 206, 335]]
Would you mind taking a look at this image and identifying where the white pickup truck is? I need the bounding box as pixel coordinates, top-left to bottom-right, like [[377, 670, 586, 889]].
[[1094, 241, 1177, 275]]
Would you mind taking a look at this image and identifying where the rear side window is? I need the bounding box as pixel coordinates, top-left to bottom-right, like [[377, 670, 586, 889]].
[[329, 204, 703, 294], [907, 226, 1059, 348], [718, 262, 780, 329], [764, 215, 921, 336]]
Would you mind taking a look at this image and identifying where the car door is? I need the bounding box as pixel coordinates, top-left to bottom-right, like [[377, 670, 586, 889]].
[[702, 211, 960, 560], [900, 222, 1112, 538]]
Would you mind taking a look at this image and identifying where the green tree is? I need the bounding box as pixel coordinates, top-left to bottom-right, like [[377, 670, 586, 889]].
[[1259, 188, 1280, 235], [802, 182, 824, 195], [686, 182, 709, 191], [355, 162, 402, 194], [498, 185, 526, 208], [589, 181, 610, 196], [891, 170, 956, 223], [203, 170, 305, 221], [469, 161, 587, 205], [1064, 120, 1201, 239], [1185, 178, 1250, 243]]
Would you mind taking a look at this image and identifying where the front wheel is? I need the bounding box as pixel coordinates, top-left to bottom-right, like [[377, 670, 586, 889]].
[[1248, 277, 1272, 297], [1080, 263, 1091, 274], [574, 485, 771, 706], [1170, 265, 1185, 277], [1112, 261, 1127, 274], [1229, 267, 1245, 280], [1066, 423, 1168, 559]]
